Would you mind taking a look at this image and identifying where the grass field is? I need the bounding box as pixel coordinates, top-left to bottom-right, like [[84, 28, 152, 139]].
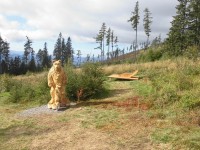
[[0, 57, 200, 149]]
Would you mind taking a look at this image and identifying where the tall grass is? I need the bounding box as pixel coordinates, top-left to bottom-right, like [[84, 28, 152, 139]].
[[0, 73, 50, 104], [104, 57, 200, 109], [104, 57, 200, 149]]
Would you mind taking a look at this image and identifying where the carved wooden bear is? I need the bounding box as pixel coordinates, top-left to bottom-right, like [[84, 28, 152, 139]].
[[47, 60, 69, 110]]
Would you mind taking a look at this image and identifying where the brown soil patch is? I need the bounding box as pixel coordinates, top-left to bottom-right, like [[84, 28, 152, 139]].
[[113, 96, 151, 111]]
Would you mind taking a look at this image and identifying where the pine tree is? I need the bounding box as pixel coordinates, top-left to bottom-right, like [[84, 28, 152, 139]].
[[61, 38, 66, 65], [111, 30, 114, 55], [86, 54, 90, 62], [0, 36, 10, 74], [13, 56, 21, 75], [8, 58, 14, 74], [95, 23, 106, 61], [114, 36, 118, 49], [36, 49, 43, 71], [24, 36, 33, 65], [0, 36, 4, 74], [54, 33, 62, 60], [143, 8, 152, 49], [28, 59, 36, 72], [100, 23, 106, 61], [77, 50, 82, 67], [1, 60, 8, 74], [29, 49, 36, 72], [2, 41, 9, 64], [166, 0, 189, 56], [42, 42, 50, 68], [66, 37, 73, 64], [36, 49, 43, 66], [128, 1, 140, 52], [95, 33, 101, 59], [19, 61, 27, 74], [106, 27, 111, 60], [0, 36, 4, 63], [187, 0, 200, 46]]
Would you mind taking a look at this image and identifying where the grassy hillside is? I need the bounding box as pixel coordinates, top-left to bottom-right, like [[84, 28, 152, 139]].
[[0, 57, 199, 149], [104, 57, 200, 149]]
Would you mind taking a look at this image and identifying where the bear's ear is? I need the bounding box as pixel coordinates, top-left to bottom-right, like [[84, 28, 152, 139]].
[[58, 60, 61, 63]]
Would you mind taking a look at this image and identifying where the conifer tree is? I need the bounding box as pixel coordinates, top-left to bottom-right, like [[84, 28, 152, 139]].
[[143, 8, 152, 49], [114, 36, 118, 49], [42, 42, 50, 68], [0, 36, 4, 64], [128, 1, 140, 52], [54, 33, 62, 60], [0, 36, 4, 74], [13, 56, 21, 75], [100, 23, 106, 61], [24, 36, 33, 65], [106, 27, 111, 60], [36, 49, 43, 65], [1, 60, 8, 74], [0, 36, 10, 74], [29, 48, 36, 72], [2, 41, 10, 64], [167, 0, 189, 56], [76, 50, 82, 67], [66, 37, 73, 63], [111, 30, 114, 54], [187, 0, 200, 46], [95, 23, 106, 61], [61, 38, 66, 65]]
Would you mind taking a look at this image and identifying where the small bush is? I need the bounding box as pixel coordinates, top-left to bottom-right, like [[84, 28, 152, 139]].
[[65, 63, 107, 101], [137, 48, 163, 62], [184, 46, 199, 61], [0, 74, 16, 92], [34, 75, 50, 104], [1, 73, 50, 104], [8, 81, 23, 103]]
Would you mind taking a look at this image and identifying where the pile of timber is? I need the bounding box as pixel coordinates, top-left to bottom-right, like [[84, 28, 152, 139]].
[[108, 70, 139, 80]]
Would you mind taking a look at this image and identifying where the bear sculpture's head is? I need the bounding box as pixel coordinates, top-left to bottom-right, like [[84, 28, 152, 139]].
[[53, 60, 62, 72]]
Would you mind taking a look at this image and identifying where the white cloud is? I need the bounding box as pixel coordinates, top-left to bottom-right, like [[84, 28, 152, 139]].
[[0, 0, 178, 55]]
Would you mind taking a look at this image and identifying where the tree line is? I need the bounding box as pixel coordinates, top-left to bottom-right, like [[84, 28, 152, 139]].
[[1, 0, 199, 75], [0, 33, 73, 75]]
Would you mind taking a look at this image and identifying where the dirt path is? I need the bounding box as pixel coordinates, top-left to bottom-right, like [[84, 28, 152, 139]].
[[1, 81, 170, 150]]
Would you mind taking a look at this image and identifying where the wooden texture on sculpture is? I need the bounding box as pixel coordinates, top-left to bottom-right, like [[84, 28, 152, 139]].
[[47, 60, 69, 110]]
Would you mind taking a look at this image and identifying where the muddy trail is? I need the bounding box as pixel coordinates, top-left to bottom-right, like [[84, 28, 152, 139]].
[[1, 81, 171, 150]]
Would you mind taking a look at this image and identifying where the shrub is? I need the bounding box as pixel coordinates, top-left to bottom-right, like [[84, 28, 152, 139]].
[[0, 74, 16, 92], [137, 47, 163, 62], [8, 81, 23, 103], [34, 76, 50, 104], [1, 73, 50, 104], [65, 62, 107, 101], [184, 46, 199, 61]]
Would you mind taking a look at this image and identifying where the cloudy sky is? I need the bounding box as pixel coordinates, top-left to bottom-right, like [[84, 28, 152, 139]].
[[0, 0, 178, 56]]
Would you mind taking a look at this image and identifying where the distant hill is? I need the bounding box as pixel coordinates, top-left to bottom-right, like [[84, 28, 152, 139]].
[[9, 50, 24, 58]]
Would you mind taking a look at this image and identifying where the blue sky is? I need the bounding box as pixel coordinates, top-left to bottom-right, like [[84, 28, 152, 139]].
[[0, 0, 178, 57]]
